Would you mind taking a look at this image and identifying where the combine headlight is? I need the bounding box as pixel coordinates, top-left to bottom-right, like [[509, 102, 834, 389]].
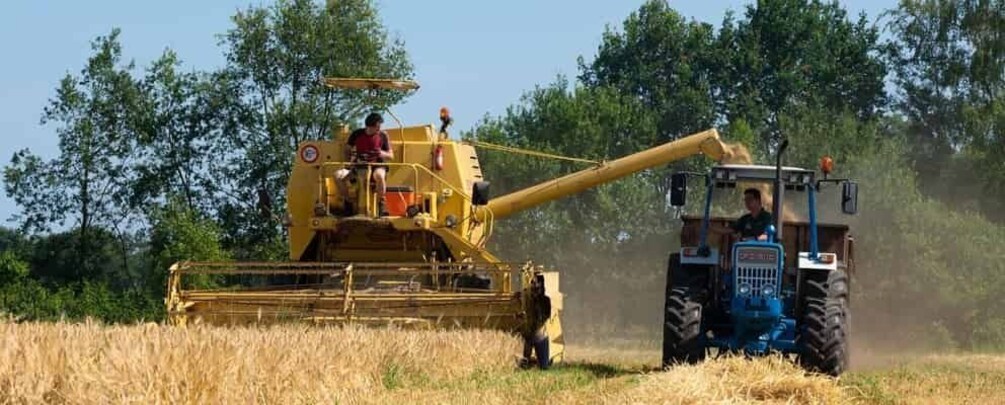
[[738, 283, 752, 296], [761, 284, 776, 297]]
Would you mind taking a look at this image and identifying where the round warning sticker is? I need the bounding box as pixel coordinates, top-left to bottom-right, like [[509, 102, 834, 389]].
[[300, 145, 319, 163]]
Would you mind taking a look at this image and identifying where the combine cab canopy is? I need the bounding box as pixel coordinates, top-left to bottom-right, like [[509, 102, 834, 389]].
[[321, 77, 419, 91]]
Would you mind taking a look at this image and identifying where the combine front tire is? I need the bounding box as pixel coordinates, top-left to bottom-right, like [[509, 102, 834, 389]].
[[798, 269, 850, 376]]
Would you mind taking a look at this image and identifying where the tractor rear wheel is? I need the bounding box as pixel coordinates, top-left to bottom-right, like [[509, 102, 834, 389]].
[[798, 269, 850, 376]]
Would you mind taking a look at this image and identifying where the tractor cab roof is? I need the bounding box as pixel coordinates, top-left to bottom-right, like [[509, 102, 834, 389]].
[[710, 164, 816, 187]]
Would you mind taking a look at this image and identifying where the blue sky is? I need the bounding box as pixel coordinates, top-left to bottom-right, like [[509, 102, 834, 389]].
[[0, 0, 894, 225]]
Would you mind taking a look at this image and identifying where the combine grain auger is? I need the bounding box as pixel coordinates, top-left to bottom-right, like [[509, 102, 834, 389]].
[[165, 78, 731, 367]]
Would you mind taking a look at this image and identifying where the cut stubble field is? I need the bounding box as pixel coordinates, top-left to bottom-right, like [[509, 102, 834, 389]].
[[1, 321, 1002, 404]]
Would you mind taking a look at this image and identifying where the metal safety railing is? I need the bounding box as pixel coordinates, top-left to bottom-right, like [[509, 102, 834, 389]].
[[314, 160, 495, 243]]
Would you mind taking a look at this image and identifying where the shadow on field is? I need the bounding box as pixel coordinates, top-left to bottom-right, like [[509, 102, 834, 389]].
[[552, 361, 658, 378]]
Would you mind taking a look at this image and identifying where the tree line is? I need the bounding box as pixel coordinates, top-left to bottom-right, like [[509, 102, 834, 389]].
[[2, 0, 1004, 349]]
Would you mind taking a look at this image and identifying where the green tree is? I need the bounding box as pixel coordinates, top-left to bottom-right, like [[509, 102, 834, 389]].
[[129, 51, 222, 215], [26, 228, 126, 286], [579, 0, 720, 146], [0, 251, 29, 287], [149, 198, 231, 291], [0, 228, 30, 259], [581, 0, 887, 158], [719, 0, 887, 150], [885, 0, 1005, 220], [3, 29, 144, 279]]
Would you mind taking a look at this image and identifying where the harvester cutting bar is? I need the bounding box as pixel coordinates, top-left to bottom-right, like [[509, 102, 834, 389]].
[[165, 261, 531, 329]]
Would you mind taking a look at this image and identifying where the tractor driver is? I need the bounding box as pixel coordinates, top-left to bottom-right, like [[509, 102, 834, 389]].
[[711, 188, 774, 241], [335, 112, 394, 216]]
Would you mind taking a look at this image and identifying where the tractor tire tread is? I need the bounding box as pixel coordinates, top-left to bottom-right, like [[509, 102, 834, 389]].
[[662, 286, 706, 367], [798, 300, 848, 375], [798, 269, 850, 376]]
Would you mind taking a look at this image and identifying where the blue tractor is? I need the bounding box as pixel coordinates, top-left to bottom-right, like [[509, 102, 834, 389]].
[[662, 141, 859, 376]]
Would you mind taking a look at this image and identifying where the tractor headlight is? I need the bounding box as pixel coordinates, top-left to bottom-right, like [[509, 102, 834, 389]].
[[761, 284, 776, 297], [738, 283, 752, 296]]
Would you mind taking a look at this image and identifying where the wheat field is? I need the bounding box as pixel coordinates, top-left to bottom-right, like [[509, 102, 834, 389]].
[[0, 320, 518, 404], [1, 321, 1002, 404]]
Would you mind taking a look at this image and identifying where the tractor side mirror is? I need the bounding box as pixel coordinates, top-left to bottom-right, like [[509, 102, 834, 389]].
[[670, 173, 687, 207], [842, 181, 858, 215], [472, 181, 490, 206]]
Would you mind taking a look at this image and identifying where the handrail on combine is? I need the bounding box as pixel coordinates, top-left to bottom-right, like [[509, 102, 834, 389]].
[[313, 160, 495, 240]]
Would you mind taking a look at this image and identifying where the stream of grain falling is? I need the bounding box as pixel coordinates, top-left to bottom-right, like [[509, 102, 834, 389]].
[[720, 142, 799, 222]]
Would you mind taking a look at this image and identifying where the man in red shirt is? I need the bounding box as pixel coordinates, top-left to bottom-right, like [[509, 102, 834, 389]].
[[336, 112, 394, 215]]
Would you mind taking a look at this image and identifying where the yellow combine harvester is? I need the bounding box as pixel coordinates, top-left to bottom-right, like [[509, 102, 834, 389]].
[[165, 78, 732, 367]]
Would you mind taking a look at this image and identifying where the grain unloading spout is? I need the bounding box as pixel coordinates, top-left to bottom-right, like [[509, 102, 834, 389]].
[[477, 129, 729, 221]]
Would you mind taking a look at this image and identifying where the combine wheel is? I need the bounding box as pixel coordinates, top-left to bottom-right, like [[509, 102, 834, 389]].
[[798, 269, 850, 376]]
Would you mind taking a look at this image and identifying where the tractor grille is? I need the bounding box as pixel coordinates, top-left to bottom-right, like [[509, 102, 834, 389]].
[[735, 266, 778, 297], [734, 246, 782, 298]]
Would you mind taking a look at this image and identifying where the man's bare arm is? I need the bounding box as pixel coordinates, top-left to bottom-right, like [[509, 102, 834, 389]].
[[379, 134, 394, 161], [378, 149, 394, 160]]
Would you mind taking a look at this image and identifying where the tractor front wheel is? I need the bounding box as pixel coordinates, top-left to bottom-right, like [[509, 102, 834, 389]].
[[662, 286, 706, 367], [797, 269, 850, 376]]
